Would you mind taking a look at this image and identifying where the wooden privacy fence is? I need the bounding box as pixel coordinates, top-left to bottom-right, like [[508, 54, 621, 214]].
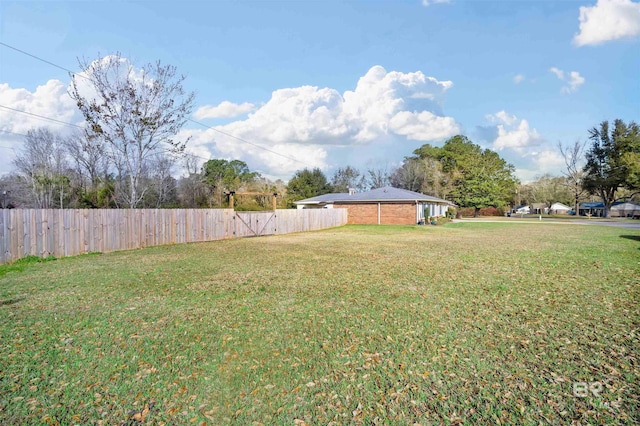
[[0, 208, 348, 264]]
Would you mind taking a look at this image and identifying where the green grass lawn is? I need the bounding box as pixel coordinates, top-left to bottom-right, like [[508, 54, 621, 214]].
[[1, 223, 638, 425]]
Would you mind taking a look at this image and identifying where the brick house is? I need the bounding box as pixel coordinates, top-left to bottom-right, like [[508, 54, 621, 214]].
[[294, 186, 454, 225]]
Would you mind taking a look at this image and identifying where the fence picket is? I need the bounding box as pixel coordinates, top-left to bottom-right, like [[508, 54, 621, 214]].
[[0, 208, 347, 263]]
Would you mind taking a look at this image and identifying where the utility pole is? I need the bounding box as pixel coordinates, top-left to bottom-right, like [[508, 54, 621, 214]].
[[1, 190, 10, 209]]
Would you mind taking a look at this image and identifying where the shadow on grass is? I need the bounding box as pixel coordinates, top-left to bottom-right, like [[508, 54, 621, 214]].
[[0, 296, 26, 306], [620, 234, 640, 249]]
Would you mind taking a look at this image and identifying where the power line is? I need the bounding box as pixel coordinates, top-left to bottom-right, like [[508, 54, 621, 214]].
[[0, 104, 207, 159], [0, 114, 274, 178], [0, 42, 315, 169], [0, 106, 215, 166], [0, 130, 25, 151], [0, 105, 84, 129], [0, 41, 83, 79], [187, 118, 311, 167], [0, 129, 29, 138]]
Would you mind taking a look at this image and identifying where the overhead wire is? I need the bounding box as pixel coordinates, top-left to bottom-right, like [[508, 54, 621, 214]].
[[0, 129, 29, 138], [0, 105, 84, 129], [187, 118, 310, 166], [0, 42, 315, 169], [0, 105, 230, 165], [0, 130, 26, 150], [0, 42, 81, 77]]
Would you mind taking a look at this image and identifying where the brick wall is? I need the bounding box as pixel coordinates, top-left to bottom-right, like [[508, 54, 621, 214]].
[[334, 203, 417, 225]]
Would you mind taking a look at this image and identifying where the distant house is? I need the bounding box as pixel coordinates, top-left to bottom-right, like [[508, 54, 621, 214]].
[[579, 202, 604, 217], [294, 186, 454, 225], [549, 202, 571, 215], [531, 203, 548, 215], [578, 201, 640, 218], [611, 202, 640, 218]]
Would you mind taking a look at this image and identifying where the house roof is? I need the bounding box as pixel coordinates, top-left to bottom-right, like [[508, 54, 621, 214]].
[[579, 201, 640, 209], [294, 186, 453, 205], [294, 193, 350, 204], [580, 202, 604, 208], [550, 202, 571, 210], [611, 202, 640, 210]]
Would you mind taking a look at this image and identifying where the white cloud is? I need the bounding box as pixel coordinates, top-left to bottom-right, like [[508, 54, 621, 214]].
[[574, 0, 640, 46], [564, 71, 586, 93], [486, 110, 518, 126], [481, 112, 565, 182], [193, 101, 256, 119], [388, 111, 459, 141], [0, 80, 82, 173], [184, 65, 460, 179], [513, 74, 525, 84], [549, 67, 585, 93], [486, 111, 544, 152], [514, 149, 566, 183], [0, 80, 80, 134], [422, 0, 451, 6], [0, 64, 460, 181], [549, 67, 564, 80], [182, 127, 328, 180]]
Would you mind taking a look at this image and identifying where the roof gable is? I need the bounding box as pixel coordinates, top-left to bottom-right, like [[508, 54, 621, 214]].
[[294, 186, 451, 205], [294, 193, 349, 204], [550, 202, 571, 210]]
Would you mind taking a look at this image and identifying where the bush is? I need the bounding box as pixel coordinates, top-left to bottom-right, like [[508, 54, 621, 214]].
[[446, 207, 457, 219], [458, 207, 505, 217], [478, 207, 500, 216], [436, 217, 451, 226], [459, 207, 476, 217], [235, 199, 272, 211]]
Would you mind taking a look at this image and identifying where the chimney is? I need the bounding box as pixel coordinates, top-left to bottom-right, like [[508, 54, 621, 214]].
[[348, 188, 356, 195]]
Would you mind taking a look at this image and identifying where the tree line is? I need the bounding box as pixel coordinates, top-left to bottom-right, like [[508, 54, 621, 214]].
[[0, 54, 637, 216], [519, 120, 639, 218], [2, 129, 521, 214], [286, 135, 520, 217], [287, 120, 640, 218], [2, 121, 637, 216]]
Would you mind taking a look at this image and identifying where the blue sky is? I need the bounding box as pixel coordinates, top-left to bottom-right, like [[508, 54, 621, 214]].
[[1, 0, 639, 182]]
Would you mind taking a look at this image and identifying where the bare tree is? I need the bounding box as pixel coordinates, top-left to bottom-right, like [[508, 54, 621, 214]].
[[177, 154, 208, 208], [13, 128, 69, 208], [390, 159, 426, 192], [331, 166, 366, 192], [63, 130, 109, 189], [143, 154, 178, 208], [558, 140, 587, 215], [365, 167, 390, 190], [69, 53, 195, 208], [421, 157, 451, 199], [519, 174, 573, 211]]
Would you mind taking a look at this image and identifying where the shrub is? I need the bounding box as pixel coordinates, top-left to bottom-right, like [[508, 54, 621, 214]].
[[457, 207, 507, 217], [478, 207, 500, 216], [436, 217, 451, 226], [446, 207, 457, 219], [235, 199, 271, 211], [459, 207, 476, 217]]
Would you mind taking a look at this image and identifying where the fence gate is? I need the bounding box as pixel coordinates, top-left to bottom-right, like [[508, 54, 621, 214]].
[[234, 211, 277, 237]]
